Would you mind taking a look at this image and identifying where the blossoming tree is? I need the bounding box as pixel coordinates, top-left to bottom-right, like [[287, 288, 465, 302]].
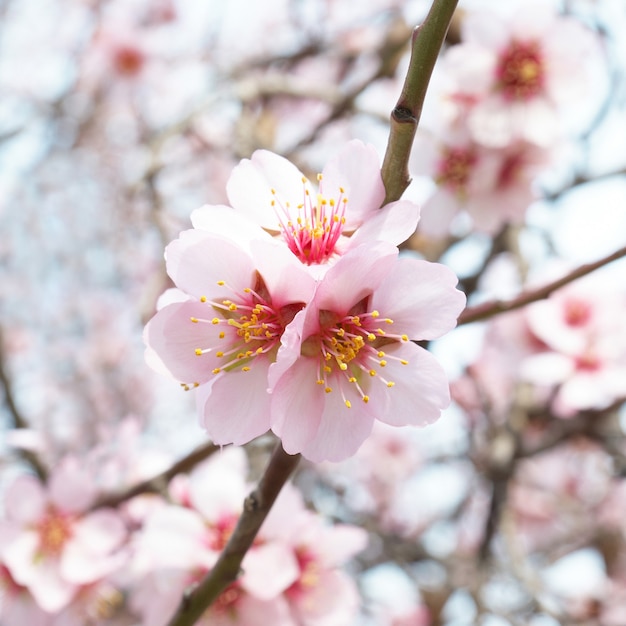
[[1, 0, 626, 625]]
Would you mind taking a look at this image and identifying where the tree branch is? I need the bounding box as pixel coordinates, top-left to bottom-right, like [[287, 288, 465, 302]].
[[166, 443, 301, 626], [381, 0, 459, 204], [458, 244, 626, 326], [90, 440, 219, 510], [0, 330, 47, 481]]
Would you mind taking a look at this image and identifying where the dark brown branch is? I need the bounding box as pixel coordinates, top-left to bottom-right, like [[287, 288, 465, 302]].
[[0, 330, 47, 481], [91, 440, 219, 510], [166, 443, 301, 626], [458, 244, 626, 326]]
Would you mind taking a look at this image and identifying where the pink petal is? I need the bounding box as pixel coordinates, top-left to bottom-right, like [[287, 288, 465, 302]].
[[145, 301, 225, 384], [270, 358, 325, 455], [134, 506, 212, 572], [291, 569, 360, 625], [370, 258, 466, 340], [267, 308, 307, 391], [190, 204, 273, 249], [310, 242, 398, 323], [230, 593, 294, 626], [314, 524, 368, 567], [418, 189, 459, 239], [347, 199, 420, 249], [2, 531, 40, 585], [4, 475, 46, 523], [189, 449, 248, 520], [250, 239, 316, 307], [165, 233, 256, 300], [70, 509, 126, 555], [22, 558, 77, 613], [227, 150, 307, 230], [197, 365, 272, 446], [367, 343, 450, 427], [49, 458, 97, 513], [242, 542, 299, 599], [300, 388, 376, 463], [320, 140, 385, 225]]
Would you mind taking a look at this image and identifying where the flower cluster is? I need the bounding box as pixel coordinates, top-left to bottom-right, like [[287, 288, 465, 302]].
[[144, 140, 466, 462], [0, 448, 367, 625], [131, 447, 367, 625], [411, 1, 606, 236]]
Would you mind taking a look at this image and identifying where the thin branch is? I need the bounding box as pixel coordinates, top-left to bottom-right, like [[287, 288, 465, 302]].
[[0, 331, 47, 481], [90, 440, 219, 510], [166, 443, 301, 626], [458, 243, 626, 326], [381, 0, 459, 204]]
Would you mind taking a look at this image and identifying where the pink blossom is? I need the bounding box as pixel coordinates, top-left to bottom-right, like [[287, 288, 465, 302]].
[[131, 448, 365, 625], [441, 2, 605, 147], [0, 460, 127, 614], [0, 566, 51, 626], [258, 482, 367, 626], [268, 243, 466, 462], [131, 448, 300, 625], [192, 140, 420, 274], [412, 127, 550, 236], [521, 283, 626, 416], [144, 234, 316, 446]]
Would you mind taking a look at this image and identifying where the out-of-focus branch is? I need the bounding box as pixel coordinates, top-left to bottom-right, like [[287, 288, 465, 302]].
[[166, 443, 301, 626], [0, 330, 47, 481], [381, 0, 459, 204], [90, 440, 219, 510], [458, 243, 626, 325]]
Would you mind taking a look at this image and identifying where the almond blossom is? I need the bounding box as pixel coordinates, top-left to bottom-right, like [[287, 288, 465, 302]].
[[411, 127, 550, 236], [0, 460, 128, 614], [192, 140, 420, 275], [268, 243, 466, 462], [144, 233, 316, 446], [440, 1, 605, 148], [130, 448, 366, 625], [521, 284, 626, 416]]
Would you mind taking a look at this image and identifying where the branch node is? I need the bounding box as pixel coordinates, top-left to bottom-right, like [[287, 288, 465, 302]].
[[244, 492, 260, 512]]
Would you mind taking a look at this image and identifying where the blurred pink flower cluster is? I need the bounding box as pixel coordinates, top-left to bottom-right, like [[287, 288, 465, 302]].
[[455, 276, 626, 420], [411, 1, 606, 236], [0, 448, 367, 625], [144, 140, 466, 462]]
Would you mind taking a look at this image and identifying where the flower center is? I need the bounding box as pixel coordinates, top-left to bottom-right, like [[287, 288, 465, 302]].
[[207, 514, 238, 552], [563, 298, 592, 327], [112, 45, 145, 76], [185, 272, 300, 387], [286, 548, 320, 599], [496, 40, 544, 101], [436, 147, 477, 197], [304, 308, 409, 408], [36, 509, 73, 557], [271, 174, 348, 265]]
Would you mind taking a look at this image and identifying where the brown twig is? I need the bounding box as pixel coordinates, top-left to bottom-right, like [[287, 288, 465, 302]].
[[0, 330, 47, 481], [166, 443, 301, 626], [458, 243, 626, 326], [90, 440, 219, 510]]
